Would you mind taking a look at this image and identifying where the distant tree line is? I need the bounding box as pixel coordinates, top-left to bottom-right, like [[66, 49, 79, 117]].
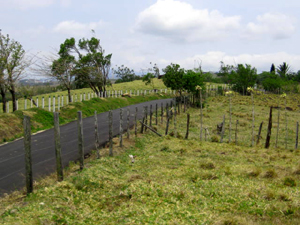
[[2, 28, 300, 113]]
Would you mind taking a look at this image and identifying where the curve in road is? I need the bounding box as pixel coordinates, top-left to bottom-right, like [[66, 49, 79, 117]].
[[0, 98, 173, 196]]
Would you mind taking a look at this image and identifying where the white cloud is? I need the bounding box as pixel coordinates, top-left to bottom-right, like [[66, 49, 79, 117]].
[[134, 0, 241, 42], [53, 20, 106, 37], [244, 13, 296, 40]]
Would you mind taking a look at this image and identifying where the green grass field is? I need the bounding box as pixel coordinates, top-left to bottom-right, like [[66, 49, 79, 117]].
[[1, 92, 300, 224]]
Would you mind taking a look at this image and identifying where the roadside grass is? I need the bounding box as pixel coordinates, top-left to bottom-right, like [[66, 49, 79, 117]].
[[0, 78, 169, 113], [0, 92, 173, 144], [1, 93, 300, 224]]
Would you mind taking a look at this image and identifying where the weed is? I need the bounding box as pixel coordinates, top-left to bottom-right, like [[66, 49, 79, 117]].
[[200, 160, 216, 170], [247, 167, 261, 177], [211, 135, 219, 142], [263, 169, 277, 178], [283, 177, 297, 187]]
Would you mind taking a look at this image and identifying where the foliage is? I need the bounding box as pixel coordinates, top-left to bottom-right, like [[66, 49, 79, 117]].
[[277, 62, 291, 79], [0, 31, 28, 112], [142, 62, 160, 89], [260, 72, 283, 92], [114, 65, 140, 84], [182, 70, 204, 93], [217, 61, 234, 83], [51, 50, 76, 102], [142, 72, 155, 89], [162, 63, 204, 94], [58, 36, 112, 96], [270, 63, 276, 73], [229, 64, 257, 94], [162, 63, 185, 94]]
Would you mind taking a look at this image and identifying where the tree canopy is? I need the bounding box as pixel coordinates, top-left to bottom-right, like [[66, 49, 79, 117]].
[[162, 63, 204, 95]]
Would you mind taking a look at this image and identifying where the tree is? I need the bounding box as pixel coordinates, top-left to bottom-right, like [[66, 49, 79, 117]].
[[230, 64, 257, 94], [51, 55, 76, 102], [142, 72, 155, 89], [270, 63, 276, 74], [277, 62, 291, 79], [182, 70, 204, 93], [0, 31, 28, 112], [113, 65, 139, 83], [162, 63, 185, 95], [142, 62, 160, 89], [261, 72, 283, 92], [58, 36, 112, 96], [0, 31, 9, 112], [218, 61, 235, 84]]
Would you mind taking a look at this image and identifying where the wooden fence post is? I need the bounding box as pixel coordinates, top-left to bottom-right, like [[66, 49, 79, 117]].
[[145, 106, 148, 132], [275, 107, 280, 148], [135, 107, 138, 136], [265, 107, 273, 149], [150, 105, 153, 127], [251, 93, 255, 147], [155, 103, 158, 125], [256, 122, 263, 145], [24, 116, 33, 195], [94, 111, 100, 159], [228, 94, 232, 143], [166, 103, 169, 120], [53, 96, 55, 113], [235, 120, 239, 145], [161, 103, 164, 124], [174, 102, 177, 138], [165, 112, 170, 136], [54, 112, 63, 181], [185, 113, 190, 139], [295, 122, 299, 150], [77, 111, 84, 170], [285, 98, 288, 149], [141, 107, 145, 134], [127, 108, 130, 139], [119, 108, 123, 147], [220, 115, 225, 143], [200, 90, 203, 141], [109, 110, 113, 156]]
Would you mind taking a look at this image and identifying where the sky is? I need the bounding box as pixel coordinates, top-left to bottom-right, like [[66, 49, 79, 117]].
[[1, 0, 300, 77]]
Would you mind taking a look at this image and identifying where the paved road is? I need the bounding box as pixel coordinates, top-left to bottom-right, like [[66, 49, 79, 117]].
[[0, 98, 173, 196]]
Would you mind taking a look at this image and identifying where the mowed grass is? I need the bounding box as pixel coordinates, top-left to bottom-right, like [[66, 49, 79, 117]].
[[1, 93, 300, 224]]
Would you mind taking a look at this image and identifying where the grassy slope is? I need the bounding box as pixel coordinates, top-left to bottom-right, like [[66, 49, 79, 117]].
[[0, 92, 173, 143], [0, 78, 169, 113], [1, 93, 300, 224]]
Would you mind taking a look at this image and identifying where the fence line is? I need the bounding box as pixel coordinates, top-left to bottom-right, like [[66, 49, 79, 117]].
[[0, 84, 235, 114]]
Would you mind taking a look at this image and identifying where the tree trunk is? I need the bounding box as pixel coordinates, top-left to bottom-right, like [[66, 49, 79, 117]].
[[67, 88, 72, 103], [0, 87, 7, 113], [9, 85, 17, 112]]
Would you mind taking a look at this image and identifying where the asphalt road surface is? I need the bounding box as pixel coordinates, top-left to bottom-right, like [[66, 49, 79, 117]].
[[0, 98, 173, 196]]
